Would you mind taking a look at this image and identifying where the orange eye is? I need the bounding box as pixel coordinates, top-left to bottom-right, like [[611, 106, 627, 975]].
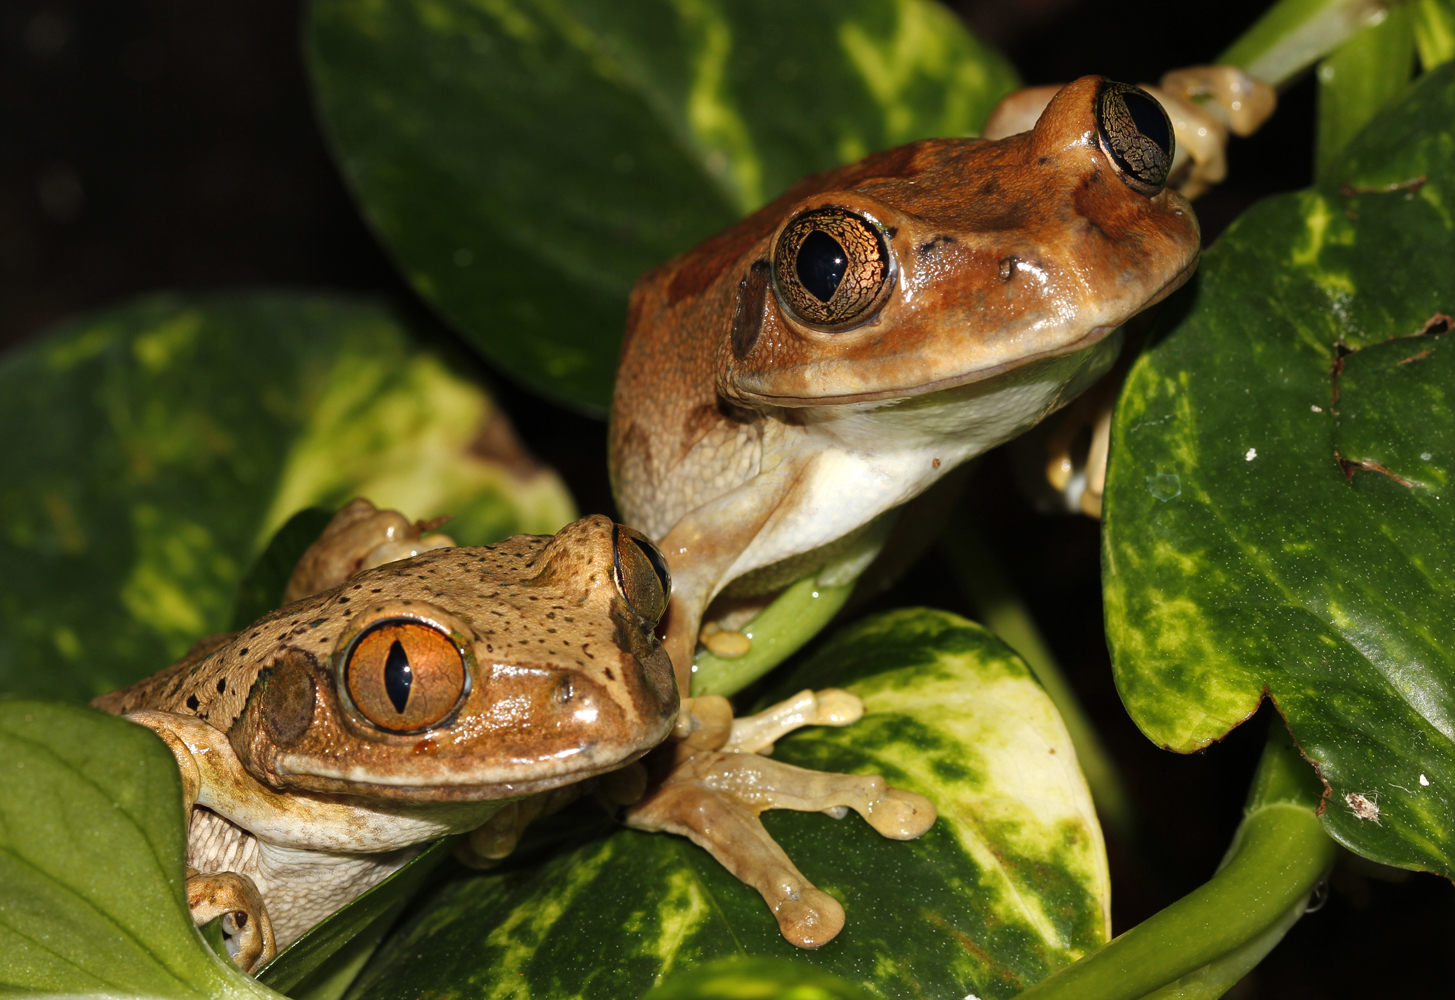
[[344, 620, 466, 732]]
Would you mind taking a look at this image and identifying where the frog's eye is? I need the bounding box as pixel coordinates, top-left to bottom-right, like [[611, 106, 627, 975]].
[[613, 524, 671, 625], [772, 208, 892, 329], [1095, 81, 1174, 196], [344, 620, 466, 732]]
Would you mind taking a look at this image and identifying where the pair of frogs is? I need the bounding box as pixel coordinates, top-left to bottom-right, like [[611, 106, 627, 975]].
[[98, 76, 1207, 972]]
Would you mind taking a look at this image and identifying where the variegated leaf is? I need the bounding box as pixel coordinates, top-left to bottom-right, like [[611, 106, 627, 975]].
[[0, 294, 575, 702], [345, 610, 1107, 1000]]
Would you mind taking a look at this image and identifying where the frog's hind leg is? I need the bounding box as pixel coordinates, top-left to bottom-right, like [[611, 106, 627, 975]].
[[623, 743, 935, 948], [186, 868, 276, 974]]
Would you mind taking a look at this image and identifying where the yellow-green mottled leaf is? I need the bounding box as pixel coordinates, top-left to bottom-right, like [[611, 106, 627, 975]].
[[345, 610, 1107, 1000], [307, 0, 1018, 413], [0, 293, 575, 702], [1104, 62, 1455, 875], [642, 957, 876, 1000], [0, 700, 281, 1000]]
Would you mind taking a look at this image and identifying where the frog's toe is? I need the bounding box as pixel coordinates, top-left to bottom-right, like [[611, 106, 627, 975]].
[[185, 870, 276, 975], [776, 885, 845, 949], [868, 787, 937, 839], [722, 688, 865, 755]]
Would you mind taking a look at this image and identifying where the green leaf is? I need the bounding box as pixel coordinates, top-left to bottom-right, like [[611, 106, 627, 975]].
[[0, 293, 576, 703], [1104, 62, 1455, 875], [642, 957, 877, 1000], [345, 610, 1108, 1000], [0, 700, 281, 999], [307, 0, 1018, 413]]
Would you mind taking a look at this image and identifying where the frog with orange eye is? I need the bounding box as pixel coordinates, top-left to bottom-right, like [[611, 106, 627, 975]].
[[95, 500, 930, 971]]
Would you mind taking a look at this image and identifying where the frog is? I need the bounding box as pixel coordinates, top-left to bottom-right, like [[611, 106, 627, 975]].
[[93, 504, 677, 972], [95, 500, 933, 969], [610, 75, 1201, 679]]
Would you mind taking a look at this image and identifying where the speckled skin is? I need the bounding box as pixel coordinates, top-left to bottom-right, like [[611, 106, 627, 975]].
[[609, 76, 1201, 679], [95, 514, 678, 958]]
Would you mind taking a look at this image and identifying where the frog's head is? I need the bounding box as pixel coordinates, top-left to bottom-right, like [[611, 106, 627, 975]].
[[227, 515, 679, 802], [713, 75, 1200, 406]]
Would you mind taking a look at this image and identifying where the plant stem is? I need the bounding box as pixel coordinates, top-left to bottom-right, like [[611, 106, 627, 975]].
[[1316, 1, 1417, 173], [1017, 727, 1335, 1000], [690, 575, 855, 697], [1414, 0, 1455, 69], [1218, 0, 1404, 88], [941, 520, 1136, 839]]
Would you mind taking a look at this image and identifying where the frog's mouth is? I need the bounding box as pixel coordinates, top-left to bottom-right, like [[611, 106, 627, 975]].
[[735, 254, 1198, 408], [272, 740, 663, 803]]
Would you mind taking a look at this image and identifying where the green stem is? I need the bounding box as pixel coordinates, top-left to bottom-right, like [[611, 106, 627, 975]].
[[1017, 727, 1336, 1000], [941, 521, 1136, 839], [690, 575, 855, 697], [1316, 1, 1418, 174], [1219, 0, 1406, 88], [1137, 897, 1307, 1000], [1414, 0, 1455, 69]]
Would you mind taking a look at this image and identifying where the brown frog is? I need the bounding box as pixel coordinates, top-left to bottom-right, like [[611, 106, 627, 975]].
[[610, 75, 1201, 680], [96, 501, 931, 969]]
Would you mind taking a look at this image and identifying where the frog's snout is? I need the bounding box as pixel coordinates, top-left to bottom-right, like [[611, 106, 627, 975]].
[[478, 659, 675, 772]]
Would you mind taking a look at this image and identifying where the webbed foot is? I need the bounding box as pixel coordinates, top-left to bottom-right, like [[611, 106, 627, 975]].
[[624, 690, 934, 948], [186, 869, 276, 974]]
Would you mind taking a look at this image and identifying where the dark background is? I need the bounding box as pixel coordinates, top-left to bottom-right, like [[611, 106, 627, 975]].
[[3, 0, 1451, 995]]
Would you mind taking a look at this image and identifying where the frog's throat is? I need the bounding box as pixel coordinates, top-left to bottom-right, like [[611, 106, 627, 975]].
[[656, 326, 1124, 679], [731, 254, 1197, 407]]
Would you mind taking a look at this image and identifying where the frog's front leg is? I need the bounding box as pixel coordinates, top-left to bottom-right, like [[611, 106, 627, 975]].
[[626, 691, 935, 948], [654, 453, 815, 686], [121, 710, 281, 972], [185, 868, 276, 974]]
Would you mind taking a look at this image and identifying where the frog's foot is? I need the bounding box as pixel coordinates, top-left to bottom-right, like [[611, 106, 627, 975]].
[[283, 498, 455, 603], [624, 741, 935, 947], [723, 688, 864, 754], [456, 782, 593, 867], [1044, 383, 1115, 518], [627, 690, 933, 947], [186, 869, 276, 974]]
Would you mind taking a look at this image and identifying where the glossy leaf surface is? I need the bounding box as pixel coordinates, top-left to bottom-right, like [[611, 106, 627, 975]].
[[1104, 63, 1455, 875], [346, 610, 1108, 1000], [642, 957, 876, 1000], [0, 294, 575, 703], [308, 0, 1018, 412], [0, 700, 280, 999]]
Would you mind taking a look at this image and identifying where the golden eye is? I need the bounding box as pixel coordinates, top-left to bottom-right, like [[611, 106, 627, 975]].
[[1096, 81, 1174, 196], [344, 620, 466, 732], [773, 208, 892, 329], [613, 525, 671, 624]]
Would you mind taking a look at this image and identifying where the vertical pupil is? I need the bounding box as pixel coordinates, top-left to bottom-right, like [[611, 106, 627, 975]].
[[384, 639, 412, 713], [796, 230, 847, 302], [1123, 92, 1170, 155]]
